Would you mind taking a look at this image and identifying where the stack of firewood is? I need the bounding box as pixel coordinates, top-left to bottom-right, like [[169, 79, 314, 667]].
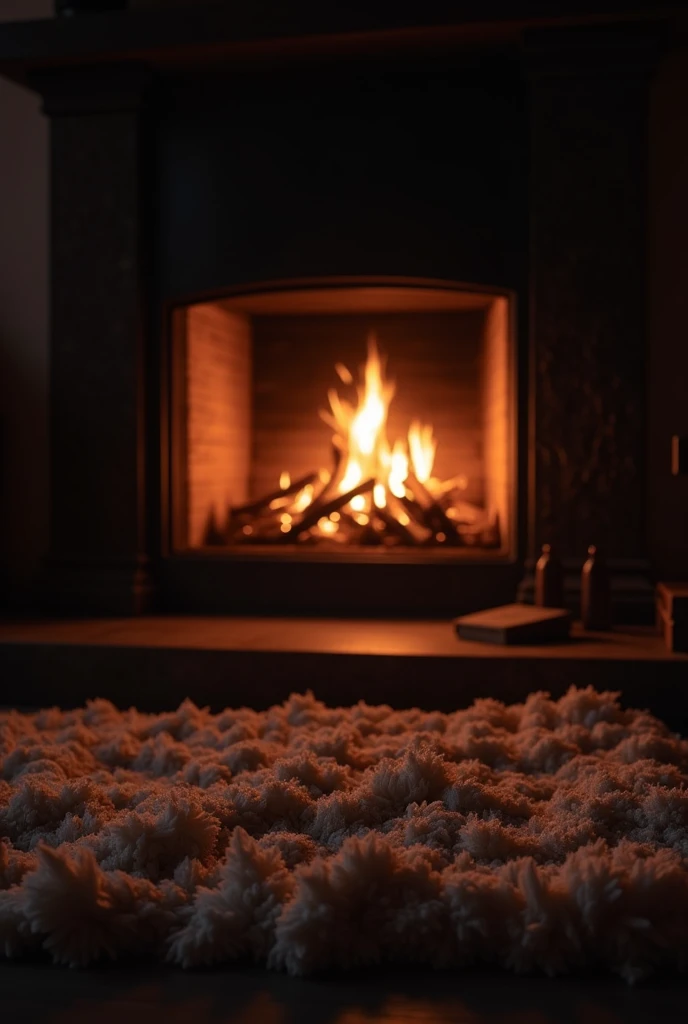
[[208, 457, 500, 549]]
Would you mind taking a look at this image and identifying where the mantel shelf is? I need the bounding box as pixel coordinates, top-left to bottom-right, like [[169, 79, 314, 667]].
[[0, 616, 681, 659], [0, 2, 678, 89]]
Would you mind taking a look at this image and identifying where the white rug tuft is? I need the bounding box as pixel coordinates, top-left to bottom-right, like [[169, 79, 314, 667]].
[[2, 687, 688, 981]]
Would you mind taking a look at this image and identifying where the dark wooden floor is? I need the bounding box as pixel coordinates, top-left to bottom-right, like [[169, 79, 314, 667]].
[[3, 962, 688, 1024]]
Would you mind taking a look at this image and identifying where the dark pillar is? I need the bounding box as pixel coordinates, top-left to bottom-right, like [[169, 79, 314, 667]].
[[520, 24, 660, 620], [37, 67, 153, 614]]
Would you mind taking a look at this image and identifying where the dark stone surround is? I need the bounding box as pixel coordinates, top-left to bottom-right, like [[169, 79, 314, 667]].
[[39, 67, 154, 614], [518, 23, 660, 618]]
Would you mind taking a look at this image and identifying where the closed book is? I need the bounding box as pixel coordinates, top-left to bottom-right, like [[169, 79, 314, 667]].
[[454, 604, 571, 645]]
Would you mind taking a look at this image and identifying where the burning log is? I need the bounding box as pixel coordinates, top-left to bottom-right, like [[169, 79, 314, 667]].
[[427, 473, 468, 499], [399, 492, 432, 530], [382, 494, 432, 545], [452, 511, 501, 548], [284, 478, 375, 540], [376, 506, 422, 546], [230, 471, 318, 521], [404, 471, 463, 544], [444, 499, 484, 524]]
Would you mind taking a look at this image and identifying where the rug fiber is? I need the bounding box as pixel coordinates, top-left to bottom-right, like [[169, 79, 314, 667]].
[[2, 687, 688, 981]]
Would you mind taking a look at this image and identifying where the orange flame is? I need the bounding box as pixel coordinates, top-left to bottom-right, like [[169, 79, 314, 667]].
[[408, 420, 436, 484], [284, 333, 455, 536], [324, 335, 398, 509], [314, 333, 442, 514]]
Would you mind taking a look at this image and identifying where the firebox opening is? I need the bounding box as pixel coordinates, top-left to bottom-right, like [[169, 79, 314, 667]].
[[172, 283, 514, 560]]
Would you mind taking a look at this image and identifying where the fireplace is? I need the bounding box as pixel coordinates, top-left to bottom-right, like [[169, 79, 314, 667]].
[[0, 4, 671, 620], [174, 282, 514, 549], [165, 280, 516, 615]]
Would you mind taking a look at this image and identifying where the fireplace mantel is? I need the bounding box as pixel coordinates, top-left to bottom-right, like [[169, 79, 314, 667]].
[[0, 3, 680, 88]]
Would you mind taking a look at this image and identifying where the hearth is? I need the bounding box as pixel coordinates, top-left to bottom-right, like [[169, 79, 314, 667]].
[[0, 4, 673, 619]]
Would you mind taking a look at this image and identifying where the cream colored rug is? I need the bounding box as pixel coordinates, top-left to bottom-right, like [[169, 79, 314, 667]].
[[1, 687, 687, 982]]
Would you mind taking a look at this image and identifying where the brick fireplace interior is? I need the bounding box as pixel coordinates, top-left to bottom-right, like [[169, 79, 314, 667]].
[[1, 2, 688, 713], [178, 285, 512, 555]]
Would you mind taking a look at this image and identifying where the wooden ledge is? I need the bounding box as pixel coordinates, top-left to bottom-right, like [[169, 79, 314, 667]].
[[0, 615, 680, 658], [1, 617, 687, 730], [0, 4, 677, 89]]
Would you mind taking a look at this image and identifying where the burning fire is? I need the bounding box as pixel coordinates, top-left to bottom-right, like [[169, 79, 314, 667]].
[[228, 332, 498, 548], [320, 336, 435, 514]]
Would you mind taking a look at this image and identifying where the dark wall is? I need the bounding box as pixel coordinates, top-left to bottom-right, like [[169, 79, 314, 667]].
[[0, 1, 50, 614], [155, 60, 529, 301]]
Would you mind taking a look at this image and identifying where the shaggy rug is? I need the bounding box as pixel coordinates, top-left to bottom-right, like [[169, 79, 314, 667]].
[[1, 687, 688, 982]]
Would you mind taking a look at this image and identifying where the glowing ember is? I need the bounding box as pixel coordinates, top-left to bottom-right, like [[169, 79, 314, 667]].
[[292, 484, 314, 513]]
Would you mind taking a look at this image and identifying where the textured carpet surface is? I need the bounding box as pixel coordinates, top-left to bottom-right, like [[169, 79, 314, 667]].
[[1, 687, 688, 981]]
